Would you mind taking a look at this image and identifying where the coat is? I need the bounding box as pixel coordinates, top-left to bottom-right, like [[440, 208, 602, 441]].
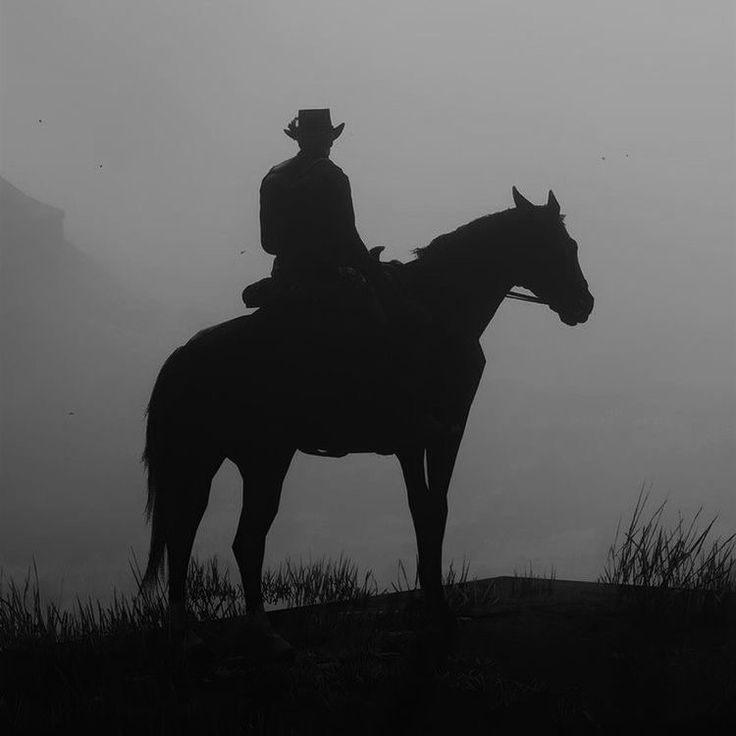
[[259, 153, 369, 279]]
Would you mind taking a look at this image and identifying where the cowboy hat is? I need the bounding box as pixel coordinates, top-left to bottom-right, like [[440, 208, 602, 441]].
[[284, 109, 345, 141]]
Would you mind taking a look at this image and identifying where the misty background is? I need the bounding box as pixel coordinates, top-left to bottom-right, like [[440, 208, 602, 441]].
[[1, 1, 734, 604]]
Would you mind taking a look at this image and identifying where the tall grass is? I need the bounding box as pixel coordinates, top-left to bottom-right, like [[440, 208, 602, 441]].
[[0, 557, 167, 649], [0, 553, 492, 650], [511, 562, 557, 597], [390, 557, 499, 613], [390, 556, 473, 594], [262, 555, 379, 608], [182, 553, 380, 619], [600, 484, 736, 611], [0, 553, 381, 650]]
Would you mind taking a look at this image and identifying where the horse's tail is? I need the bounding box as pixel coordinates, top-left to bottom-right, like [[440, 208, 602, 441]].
[[141, 346, 187, 591]]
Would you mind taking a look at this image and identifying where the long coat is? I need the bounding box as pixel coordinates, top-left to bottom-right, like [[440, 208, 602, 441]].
[[259, 153, 369, 279]]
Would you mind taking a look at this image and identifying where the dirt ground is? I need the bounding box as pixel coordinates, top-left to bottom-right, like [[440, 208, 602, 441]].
[[2, 577, 735, 734]]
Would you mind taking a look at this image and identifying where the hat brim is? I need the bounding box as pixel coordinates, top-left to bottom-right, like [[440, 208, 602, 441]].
[[284, 122, 345, 141]]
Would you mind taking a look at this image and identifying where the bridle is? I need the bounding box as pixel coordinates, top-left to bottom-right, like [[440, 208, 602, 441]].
[[505, 290, 547, 305]]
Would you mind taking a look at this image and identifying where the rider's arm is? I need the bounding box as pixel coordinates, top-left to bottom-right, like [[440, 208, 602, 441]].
[[338, 176, 370, 263], [259, 176, 281, 256], [319, 165, 370, 266]]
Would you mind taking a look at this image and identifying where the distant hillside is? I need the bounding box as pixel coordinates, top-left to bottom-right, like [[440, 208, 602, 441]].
[[1, 176, 158, 336], [0, 175, 160, 432], [0, 177, 163, 590]]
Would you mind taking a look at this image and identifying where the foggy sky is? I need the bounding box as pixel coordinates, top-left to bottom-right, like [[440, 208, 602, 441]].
[[1, 1, 734, 601]]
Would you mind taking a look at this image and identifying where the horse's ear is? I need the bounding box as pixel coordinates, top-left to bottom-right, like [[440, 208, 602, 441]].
[[547, 190, 560, 215], [512, 186, 534, 210], [369, 245, 385, 262]]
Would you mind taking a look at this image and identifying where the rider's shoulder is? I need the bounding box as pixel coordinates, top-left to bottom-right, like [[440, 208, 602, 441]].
[[306, 157, 347, 181], [311, 157, 343, 172], [264, 156, 300, 180], [262, 156, 346, 191]]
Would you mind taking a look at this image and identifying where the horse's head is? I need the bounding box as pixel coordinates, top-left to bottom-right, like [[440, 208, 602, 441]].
[[510, 187, 594, 326]]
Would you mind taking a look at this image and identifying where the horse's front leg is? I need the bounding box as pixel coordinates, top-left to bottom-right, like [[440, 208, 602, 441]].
[[398, 439, 460, 635]]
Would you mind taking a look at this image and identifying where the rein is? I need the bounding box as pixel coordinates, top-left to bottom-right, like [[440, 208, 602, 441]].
[[505, 290, 547, 305]]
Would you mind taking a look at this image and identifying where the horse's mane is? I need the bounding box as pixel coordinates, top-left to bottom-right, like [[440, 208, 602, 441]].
[[412, 207, 566, 265]]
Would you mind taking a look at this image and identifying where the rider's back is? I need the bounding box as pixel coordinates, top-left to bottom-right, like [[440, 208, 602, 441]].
[[260, 153, 368, 280]]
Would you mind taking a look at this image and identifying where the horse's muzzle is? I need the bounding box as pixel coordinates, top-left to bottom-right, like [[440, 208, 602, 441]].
[[557, 290, 594, 326]]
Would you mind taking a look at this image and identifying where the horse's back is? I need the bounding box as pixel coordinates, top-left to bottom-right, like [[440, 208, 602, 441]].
[[153, 298, 484, 454]]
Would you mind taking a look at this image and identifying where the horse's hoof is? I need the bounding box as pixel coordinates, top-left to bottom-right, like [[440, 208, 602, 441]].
[[182, 628, 206, 650], [246, 631, 295, 663], [238, 618, 295, 662], [441, 613, 459, 639], [407, 629, 452, 675], [169, 626, 209, 664], [266, 632, 295, 662], [426, 607, 458, 639]]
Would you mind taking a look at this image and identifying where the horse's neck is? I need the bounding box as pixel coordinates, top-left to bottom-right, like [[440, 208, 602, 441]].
[[406, 237, 515, 341]]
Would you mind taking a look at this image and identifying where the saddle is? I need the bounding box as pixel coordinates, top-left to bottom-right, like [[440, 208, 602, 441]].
[[242, 246, 399, 311], [240, 252, 448, 455], [242, 267, 371, 311]]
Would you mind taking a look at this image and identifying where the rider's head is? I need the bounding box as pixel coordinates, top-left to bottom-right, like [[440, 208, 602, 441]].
[[284, 109, 344, 158], [297, 132, 334, 158]]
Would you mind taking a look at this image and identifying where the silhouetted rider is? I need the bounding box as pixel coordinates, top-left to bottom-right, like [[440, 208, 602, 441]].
[[257, 109, 448, 443], [260, 109, 373, 284]]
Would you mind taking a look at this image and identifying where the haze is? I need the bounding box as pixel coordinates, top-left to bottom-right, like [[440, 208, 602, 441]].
[[1, 1, 734, 603]]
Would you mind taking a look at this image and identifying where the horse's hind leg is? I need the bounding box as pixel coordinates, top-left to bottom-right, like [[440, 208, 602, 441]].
[[231, 445, 295, 654], [167, 460, 221, 638]]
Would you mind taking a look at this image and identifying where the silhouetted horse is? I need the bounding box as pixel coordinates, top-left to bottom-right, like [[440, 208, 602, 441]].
[[141, 187, 594, 654]]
